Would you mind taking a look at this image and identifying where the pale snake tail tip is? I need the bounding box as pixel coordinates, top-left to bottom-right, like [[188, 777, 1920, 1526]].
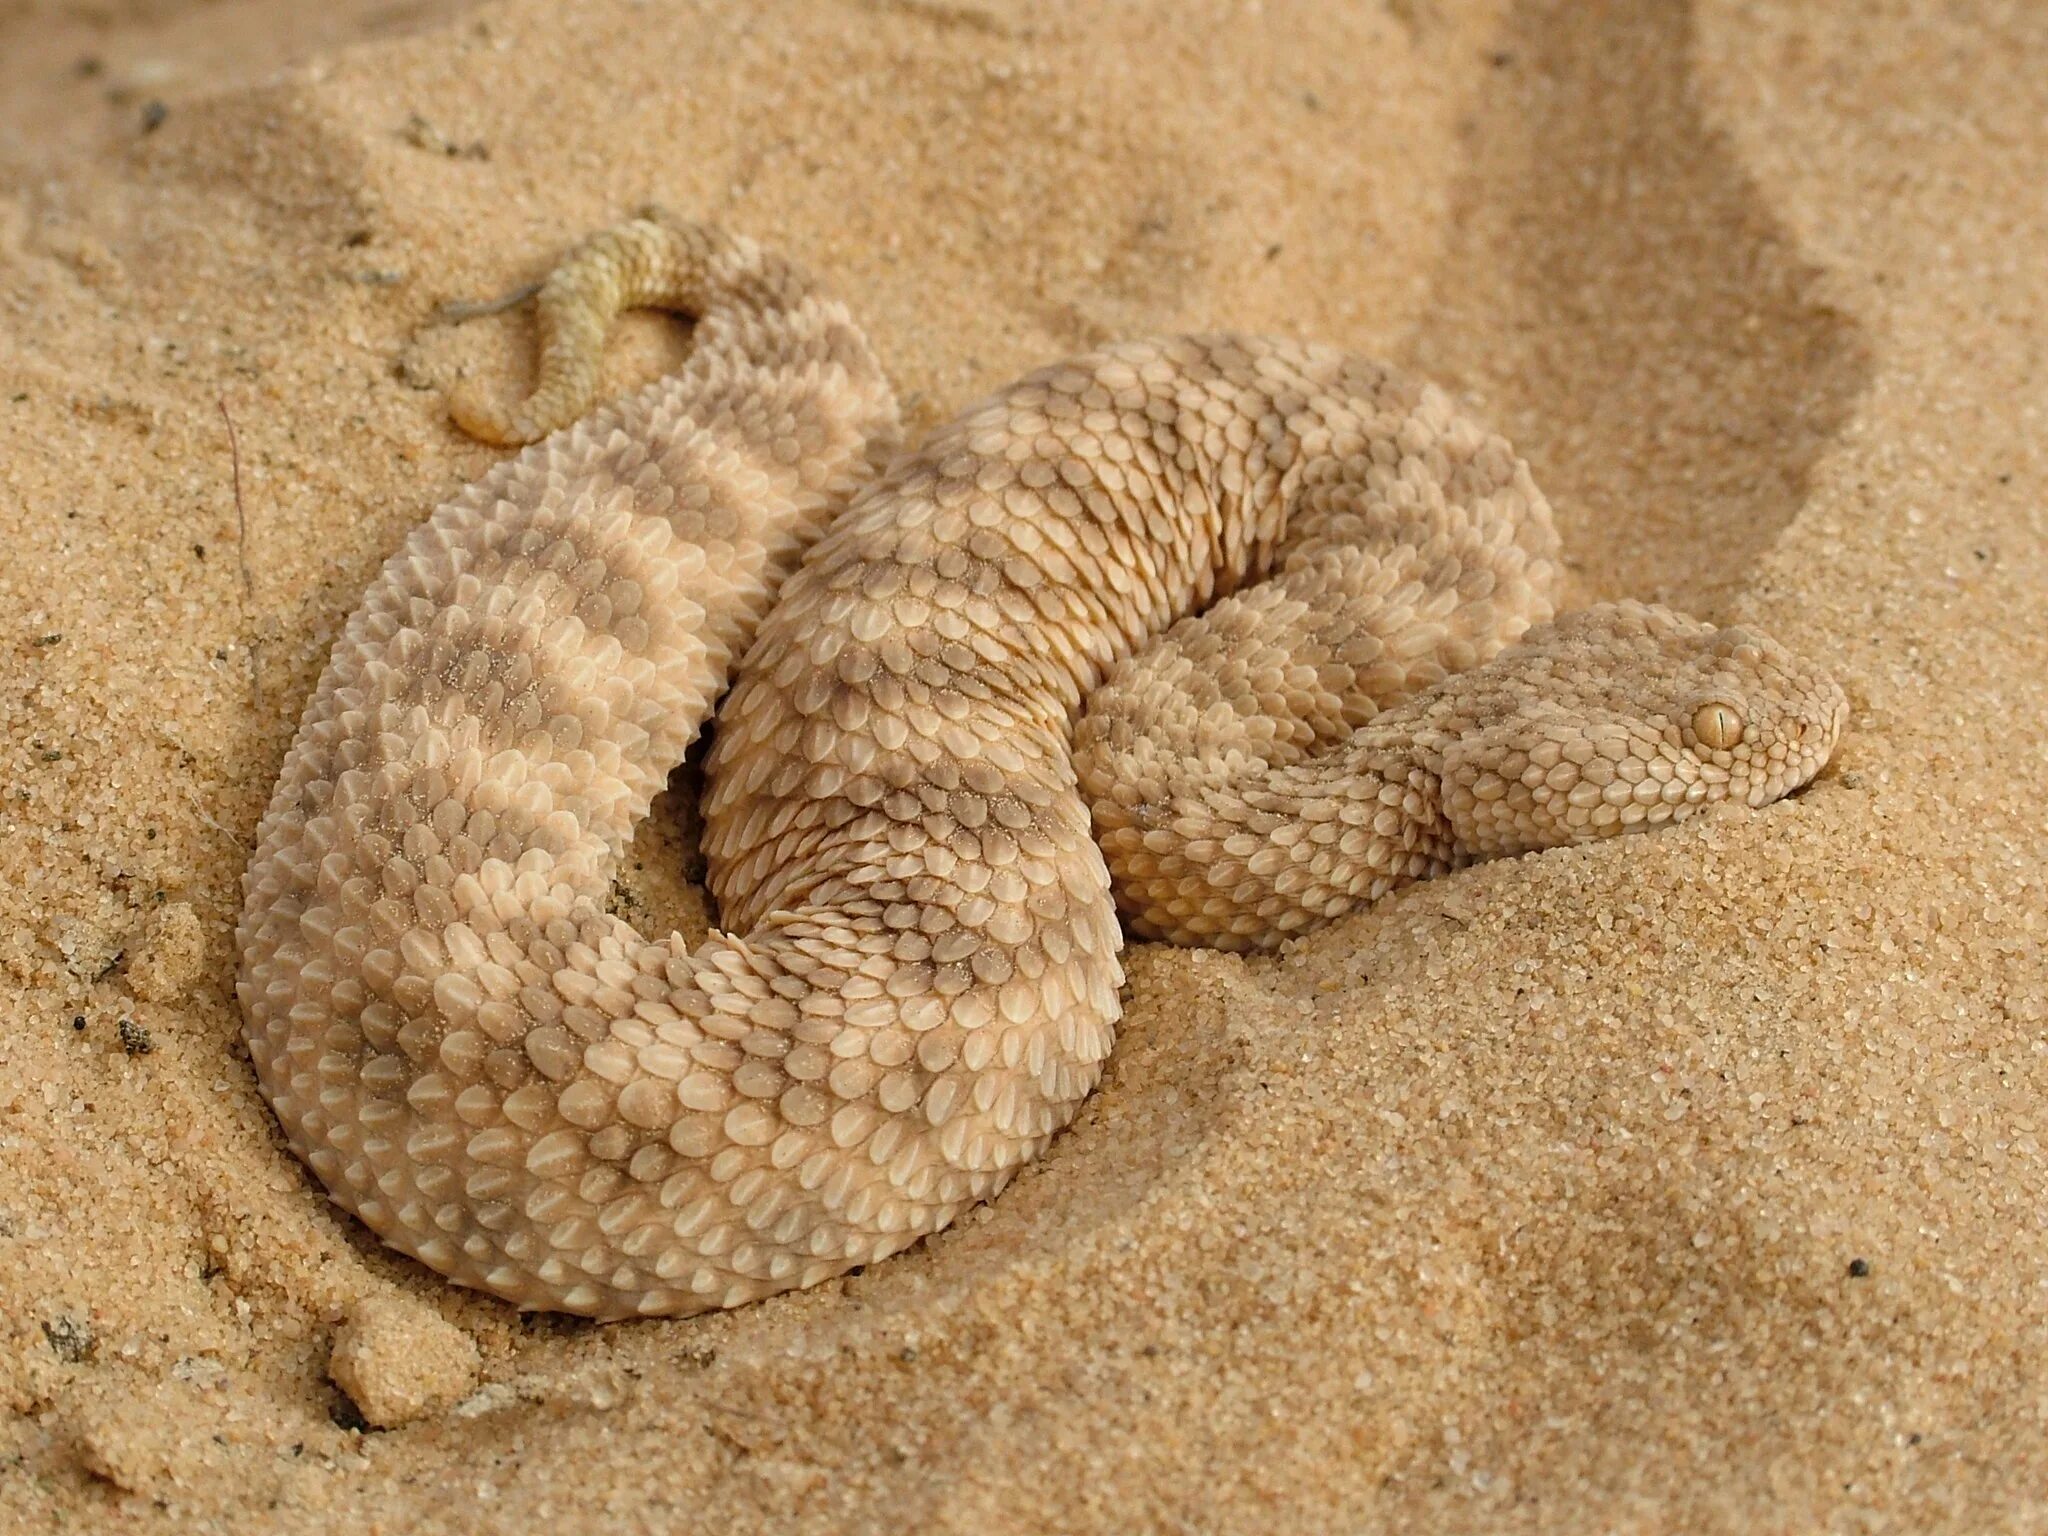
[[439, 205, 717, 447]]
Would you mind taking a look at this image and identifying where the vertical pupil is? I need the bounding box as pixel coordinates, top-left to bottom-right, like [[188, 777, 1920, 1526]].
[[1694, 702, 1742, 749]]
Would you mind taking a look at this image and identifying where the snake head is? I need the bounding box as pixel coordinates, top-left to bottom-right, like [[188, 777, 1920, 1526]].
[[1424, 602, 1848, 858]]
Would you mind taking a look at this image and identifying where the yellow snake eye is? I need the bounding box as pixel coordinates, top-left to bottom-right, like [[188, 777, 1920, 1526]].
[[1691, 700, 1745, 750]]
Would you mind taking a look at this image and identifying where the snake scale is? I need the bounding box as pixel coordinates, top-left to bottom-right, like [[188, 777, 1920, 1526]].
[[236, 214, 1846, 1318]]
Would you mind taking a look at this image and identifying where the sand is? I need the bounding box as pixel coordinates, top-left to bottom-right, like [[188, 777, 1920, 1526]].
[[1, 0, 2045, 1529]]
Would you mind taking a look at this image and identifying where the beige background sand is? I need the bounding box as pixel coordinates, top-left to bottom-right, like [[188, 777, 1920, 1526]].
[[1, 0, 2045, 1529]]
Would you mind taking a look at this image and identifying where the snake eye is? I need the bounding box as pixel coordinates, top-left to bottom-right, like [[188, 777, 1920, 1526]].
[[1691, 701, 1745, 750]]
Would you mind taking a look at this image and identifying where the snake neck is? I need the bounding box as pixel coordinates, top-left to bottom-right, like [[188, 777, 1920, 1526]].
[[1092, 728, 1462, 952]]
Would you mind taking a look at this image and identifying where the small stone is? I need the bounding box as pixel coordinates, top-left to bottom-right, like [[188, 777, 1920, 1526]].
[[43, 1315, 96, 1363], [1848, 1257, 1871, 1278], [328, 1295, 480, 1428], [127, 900, 205, 1003], [399, 112, 488, 160], [65, 1369, 218, 1495], [51, 914, 123, 982]]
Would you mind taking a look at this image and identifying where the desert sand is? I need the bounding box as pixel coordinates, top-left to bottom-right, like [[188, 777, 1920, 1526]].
[[2, 0, 2045, 1529]]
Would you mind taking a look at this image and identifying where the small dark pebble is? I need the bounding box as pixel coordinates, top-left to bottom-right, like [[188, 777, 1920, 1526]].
[[194, 543, 206, 559], [119, 1018, 154, 1056], [31, 633, 62, 647], [43, 1316, 95, 1363], [1848, 1257, 1871, 1278], [399, 112, 489, 160], [71, 1015, 86, 1032], [140, 100, 169, 134]]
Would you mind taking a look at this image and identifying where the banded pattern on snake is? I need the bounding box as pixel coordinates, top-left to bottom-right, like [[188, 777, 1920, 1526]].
[[237, 214, 1845, 1317]]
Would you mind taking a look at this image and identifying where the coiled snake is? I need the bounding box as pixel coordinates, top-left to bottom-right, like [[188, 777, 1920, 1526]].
[[237, 214, 1846, 1317]]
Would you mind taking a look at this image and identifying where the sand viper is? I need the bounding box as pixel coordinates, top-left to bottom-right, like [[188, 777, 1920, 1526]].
[[237, 213, 1846, 1318]]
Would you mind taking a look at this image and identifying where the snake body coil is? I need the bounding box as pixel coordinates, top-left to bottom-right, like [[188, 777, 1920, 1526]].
[[238, 215, 1845, 1317]]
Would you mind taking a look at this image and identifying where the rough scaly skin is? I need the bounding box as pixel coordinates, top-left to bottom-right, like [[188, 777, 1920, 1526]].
[[1078, 583, 1850, 949], [237, 213, 1847, 1318]]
